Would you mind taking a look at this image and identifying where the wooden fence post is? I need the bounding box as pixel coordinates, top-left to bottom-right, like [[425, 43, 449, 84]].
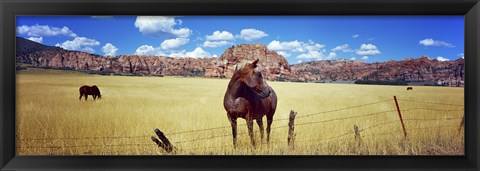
[[152, 128, 174, 153], [151, 136, 168, 150], [354, 124, 361, 144], [393, 96, 408, 139], [288, 110, 297, 149], [458, 116, 465, 133]]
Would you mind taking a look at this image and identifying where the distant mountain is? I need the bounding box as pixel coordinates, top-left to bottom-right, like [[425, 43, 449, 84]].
[[16, 37, 220, 77], [15, 37, 464, 86], [16, 37, 66, 64], [290, 57, 464, 86], [15, 37, 291, 80]]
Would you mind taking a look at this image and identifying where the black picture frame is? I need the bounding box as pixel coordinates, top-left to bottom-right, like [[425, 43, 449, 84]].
[[1, 0, 479, 170]]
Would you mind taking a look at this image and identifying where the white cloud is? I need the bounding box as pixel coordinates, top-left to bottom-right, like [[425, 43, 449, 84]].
[[305, 40, 325, 51], [267, 40, 303, 52], [297, 60, 303, 64], [267, 40, 324, 53], [419, 38, 454, 48], [267, 39, 329, 60], [276, 51, 291, 58], [203, 40, 231, 48], [102, 43, 118, 56], [352, 34, 360, 38], [27, 37, 43, 43], [135, 45, 214, 58], [237, 28, 268, 41], [297, 50, 324, 59], [169, 47, 212, 58], [436, 56, 450, 61], [185, 47, 211, 58], [332, 44, 347, 51], [362, 56, 369, 60], [327, 52, 337, 59], [458, 53, 464, 59], [356, 44, 381, 56], [135, 45, 163, 56], [161, 38, 189, 49], [206, 31, 234, 41], [17, 24, 77, 37], [55, 37, 100, 53], [331, 44, 353, 52], [350, 57, 356, 60], [134, 16, 191, 38]]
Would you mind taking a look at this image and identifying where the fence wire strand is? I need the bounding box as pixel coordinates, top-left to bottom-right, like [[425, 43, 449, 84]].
[[358, 120, 399, 132], [397, 99, 464, 107], [17, 99, 464, 151], [402, 108, 464, 112], [289, 99, 392, 120], [295, 110, 397, 127], [403, 117, 463, 121]]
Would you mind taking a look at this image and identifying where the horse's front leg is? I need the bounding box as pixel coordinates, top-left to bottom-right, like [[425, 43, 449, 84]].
[[256, 118, 264, 142], [85, 95, 88, 101], [247, 117, 255, 147], [93, 95, 97, 100], [228, 116, 237, 148], [79, 94, 83, 100], [266, 115, 273, 144]]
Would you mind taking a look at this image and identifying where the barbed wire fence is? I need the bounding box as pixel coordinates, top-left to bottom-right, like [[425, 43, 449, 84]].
[[17, 96, 464, 154]]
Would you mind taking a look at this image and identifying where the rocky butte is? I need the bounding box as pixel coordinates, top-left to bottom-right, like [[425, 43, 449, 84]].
[[16, 37, 464, 87], [212, 43, 292, 80]]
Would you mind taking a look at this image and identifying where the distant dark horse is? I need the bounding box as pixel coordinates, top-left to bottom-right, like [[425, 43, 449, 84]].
[[79, 85, 101, 101], [223, 59, 277, 148], [407, 87, 413, 91]]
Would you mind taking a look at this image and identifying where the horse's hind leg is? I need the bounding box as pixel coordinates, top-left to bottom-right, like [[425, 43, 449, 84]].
[[228, 116, 238, 148], [79, 94, 83, 100], [256, 118, 264, 142], [85, 95, 88, 101], [247, 118, 255, 147], [266, 115, 273, 143]]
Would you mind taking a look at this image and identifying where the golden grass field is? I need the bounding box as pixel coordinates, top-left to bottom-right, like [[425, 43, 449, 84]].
[[16, 68, 464, 155]]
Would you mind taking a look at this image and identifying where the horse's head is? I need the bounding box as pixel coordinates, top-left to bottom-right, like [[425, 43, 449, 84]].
[[236, 59, 270, 98], [92, 85, 101, 99]]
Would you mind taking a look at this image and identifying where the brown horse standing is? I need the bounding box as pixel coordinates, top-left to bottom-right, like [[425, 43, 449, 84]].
[[79, 85, 101, 101], [223, 59, 277, 148]]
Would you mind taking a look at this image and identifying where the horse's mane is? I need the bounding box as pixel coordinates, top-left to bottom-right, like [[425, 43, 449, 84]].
[[234, 60, 250, 72]]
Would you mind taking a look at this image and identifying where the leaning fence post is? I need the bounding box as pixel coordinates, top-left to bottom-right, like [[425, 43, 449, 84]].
[[354, 124, 361, 145], [151, 136, 168, 150], [458, 116, 465, 133], [393, 96, 408, 139], [288, 110, 297, 149], [152, 128, 174, 153]]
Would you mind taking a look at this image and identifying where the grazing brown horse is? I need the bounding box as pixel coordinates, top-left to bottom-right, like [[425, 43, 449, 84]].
[[223, 59, 277, 148], [407, 87, 413, 91], [79, 85, 101, 101]]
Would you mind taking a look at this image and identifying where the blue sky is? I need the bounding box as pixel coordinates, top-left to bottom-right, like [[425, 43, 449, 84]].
[[16, 16, 464, 64]]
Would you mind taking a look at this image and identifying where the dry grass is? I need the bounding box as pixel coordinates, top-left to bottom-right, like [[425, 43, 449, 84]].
[[16, 68, 464, 155]]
